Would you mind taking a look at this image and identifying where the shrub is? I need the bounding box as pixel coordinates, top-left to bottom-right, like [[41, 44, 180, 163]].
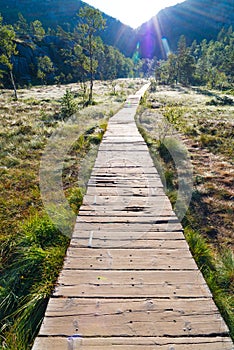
[[149, 78, 157, 92], [60, 89, 78, 120], [21, 215, 66, 249], [68, 187, 84, 214]]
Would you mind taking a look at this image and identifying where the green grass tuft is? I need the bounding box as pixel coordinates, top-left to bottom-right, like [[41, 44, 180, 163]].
[[0, 215, 69, 349]]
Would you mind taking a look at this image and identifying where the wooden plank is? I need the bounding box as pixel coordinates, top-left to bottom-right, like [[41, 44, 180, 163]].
[[88, 162, 159, 174], [79, 206, 174, 215], [79, 199, 174, 213], [94, 156, 155, 166], [87, 180, 163, 188], [92, 166, 159, 174], [32, 337, 234, 350], [101, 136, 145, 143], [76, 216, 179, 224], [89, 169, 158, 175], [44, 297, 223, 317], [71, 231, 186, 240], [71, 230, 185, 249], [63, 248, 198, 270], [73, 222, 183, 234], [85, 187, 165, 197], [88, 177, 162, 184], [53, 270, 211, 298], [82, 195, 171, 207], [70, 237, 188, 249], [97, 146, 150, 151], [78, 210, 177, 217], [39, 298, 228, 337]]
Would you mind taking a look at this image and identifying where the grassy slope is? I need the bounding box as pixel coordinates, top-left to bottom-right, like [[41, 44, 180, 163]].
[[0, 78, 146, 349], [136, 83, 234, 340]]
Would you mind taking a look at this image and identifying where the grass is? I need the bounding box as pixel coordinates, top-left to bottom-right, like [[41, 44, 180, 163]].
[[136, 83, 234, 341], [0, 214, 69, 349], [184, 228, 234, 339], [0, 78, 146, 349]]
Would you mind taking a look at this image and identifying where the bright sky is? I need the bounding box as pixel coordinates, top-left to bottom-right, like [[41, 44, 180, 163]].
[[84, 0, 185, 28]]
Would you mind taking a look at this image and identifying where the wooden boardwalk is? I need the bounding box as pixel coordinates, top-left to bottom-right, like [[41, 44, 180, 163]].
[[32, 85, 233, 349]]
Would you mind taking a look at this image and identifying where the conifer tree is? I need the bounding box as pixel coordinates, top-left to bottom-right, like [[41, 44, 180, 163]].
[[0, 15, 18, 99], [77, 6, 106, 104]]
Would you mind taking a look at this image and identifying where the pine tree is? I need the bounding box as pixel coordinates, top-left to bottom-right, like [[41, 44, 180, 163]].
[[77, 6, 106, 104], [177, 35, 195, 85], [0, 15, 18, 99], [37, 56, 54, 84]]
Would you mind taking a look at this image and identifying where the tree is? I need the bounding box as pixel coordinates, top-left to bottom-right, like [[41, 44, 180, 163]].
[[60, 89, 78, 119], [30, 20, 45, 41], [37, 56, 54, 84], [165, 53, 178, 84], [140, 58, 157, 78], [14, 13, 29, 38], [77, 6, 106, 104], [0, 15, 18, 99], [99, 45, 117, 81], [177, 35, 195, 85]]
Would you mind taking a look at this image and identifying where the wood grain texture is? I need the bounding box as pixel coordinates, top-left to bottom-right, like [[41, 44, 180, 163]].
[[39, 298, 228, 337], [33, 337, 234, 350]]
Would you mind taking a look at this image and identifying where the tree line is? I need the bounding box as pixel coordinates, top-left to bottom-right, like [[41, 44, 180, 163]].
[[0, 7, 138, 102], [0, 6, 233, 102], [155, 28, 234, 89]]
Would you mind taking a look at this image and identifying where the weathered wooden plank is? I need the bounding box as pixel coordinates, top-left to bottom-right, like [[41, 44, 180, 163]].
[[44, 297, 222, 317], [88, 177, 162, 185], [79, 206, 174, 214], [73, 222, 183, 234], [39, 298, 228, 337], [89, 170, 159, 176], [32, 336, 234, 350], [91, 164, 157, 170], [71, 231, 185, 249], [76, 216, 179, 224], [82, 195, 171, 207], [54, 270, 211, 298], [87, 180, 163, 188], [97, 147, 150, 152], [94, 156, 155, 166], [78, 210, 177, 217], [91, 167, 160, 176], [79, 199, 173, 212], [71, 231, 185, 240], [101, 136, 146, 143], [63, 248, 197, 271], [70, 237, 188, 249], [85, 187, 165, 197]]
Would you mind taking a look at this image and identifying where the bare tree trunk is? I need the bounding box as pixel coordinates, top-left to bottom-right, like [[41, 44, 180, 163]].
[[89, 76, 93, 103], [10, 70, 18, 100], [88, 34, 93, 104]]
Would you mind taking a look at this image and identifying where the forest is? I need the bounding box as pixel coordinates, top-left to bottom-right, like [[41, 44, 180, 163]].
[[0, 10, 234, 93]]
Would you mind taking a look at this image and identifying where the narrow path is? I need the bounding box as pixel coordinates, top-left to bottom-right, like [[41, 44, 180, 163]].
[[32, 85, 233, 349]]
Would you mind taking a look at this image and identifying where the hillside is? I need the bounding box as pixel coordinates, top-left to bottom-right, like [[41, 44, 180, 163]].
[[0, 0, 135, 57], [1, 0, 234, 59], [137, 0, 234, 58]]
